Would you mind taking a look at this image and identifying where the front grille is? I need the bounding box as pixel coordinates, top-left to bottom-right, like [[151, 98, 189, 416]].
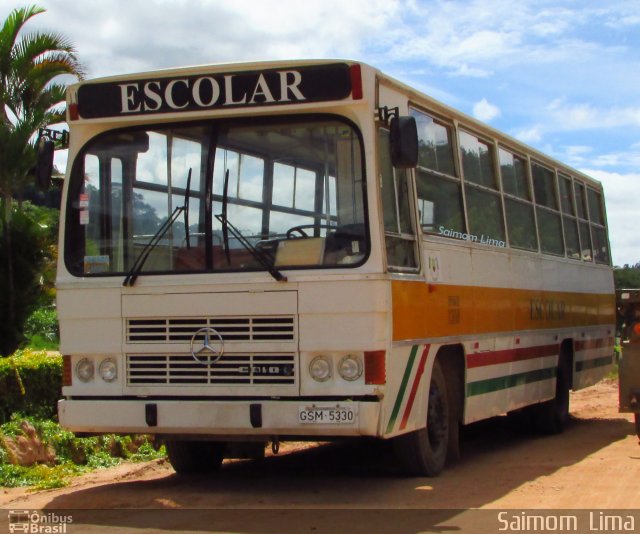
[[126, 316, 295, 343], [127, 353, 296, 385]]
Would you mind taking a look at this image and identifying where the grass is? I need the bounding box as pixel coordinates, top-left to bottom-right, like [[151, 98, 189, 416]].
[[0, 415, 165, 489]]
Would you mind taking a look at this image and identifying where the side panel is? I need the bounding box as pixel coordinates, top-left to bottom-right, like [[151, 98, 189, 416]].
[[382, 343, 436, 437], [389, 248, 616, 430]]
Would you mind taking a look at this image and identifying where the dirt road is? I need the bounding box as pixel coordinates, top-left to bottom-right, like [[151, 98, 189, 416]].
[[1, 379, 638, 533]]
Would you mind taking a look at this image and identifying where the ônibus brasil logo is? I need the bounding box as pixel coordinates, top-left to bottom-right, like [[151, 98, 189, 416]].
[[8, 510, 73, 533]]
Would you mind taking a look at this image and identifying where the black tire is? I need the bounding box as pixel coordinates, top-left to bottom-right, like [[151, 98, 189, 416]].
[[635, 414, 639, 440], [393, 360, 449, 476], [165, 440, 226, 475], [226, 441, 266, 460], [532, 357, 571, 434]]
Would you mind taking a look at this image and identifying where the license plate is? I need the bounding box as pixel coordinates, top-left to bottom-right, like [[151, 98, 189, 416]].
[[298, 405, 357, 424]]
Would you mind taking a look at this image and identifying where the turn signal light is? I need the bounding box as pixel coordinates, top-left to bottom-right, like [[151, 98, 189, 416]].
[[62, 355, 72, 386], [68, 103, 79, 120], [364, 350, 386, 385], [350, 64, 363, 100]]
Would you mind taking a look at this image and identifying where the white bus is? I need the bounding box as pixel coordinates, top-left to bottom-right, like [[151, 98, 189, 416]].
[[53, 60, 615, 476]]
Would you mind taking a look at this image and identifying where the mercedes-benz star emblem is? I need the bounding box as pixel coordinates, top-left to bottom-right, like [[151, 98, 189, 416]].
[[190, 327, 224, 366]]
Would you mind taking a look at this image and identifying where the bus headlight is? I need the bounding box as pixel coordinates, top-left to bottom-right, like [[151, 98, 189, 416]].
[[99, 358, 118, 382], [309, 356, 332, 382], [338, 355, 362, 381], [76, 358, 95, 382]]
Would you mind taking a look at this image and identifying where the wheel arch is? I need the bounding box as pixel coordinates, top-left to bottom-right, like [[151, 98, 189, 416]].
[[435, 344, 466, 423]]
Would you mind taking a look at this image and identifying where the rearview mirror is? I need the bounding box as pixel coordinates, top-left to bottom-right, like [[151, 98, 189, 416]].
[[390, 116, 418, 169], [35, 137, 55, 191]]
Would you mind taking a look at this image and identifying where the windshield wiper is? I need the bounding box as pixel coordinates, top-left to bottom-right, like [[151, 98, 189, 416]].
[[221, 169, 231, 265], [183, 168, 192, 249], [123, 169, 192, 287], [215, 213, 287, 282]]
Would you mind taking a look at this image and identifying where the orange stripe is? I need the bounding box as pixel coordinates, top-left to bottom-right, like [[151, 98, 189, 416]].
[[391, 281, 615, 342]]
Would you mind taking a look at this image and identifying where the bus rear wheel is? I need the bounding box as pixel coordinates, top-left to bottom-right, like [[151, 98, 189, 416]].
[[165, 440, 226, 475], [393, 360, 449, 476]]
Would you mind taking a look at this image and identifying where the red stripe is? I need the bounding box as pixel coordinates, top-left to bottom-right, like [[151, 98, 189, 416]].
[[399, 344, 430, 431], [467, 343, 558, 369]]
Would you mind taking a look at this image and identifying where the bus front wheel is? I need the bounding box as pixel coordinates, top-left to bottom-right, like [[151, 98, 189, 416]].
[[393, 360, 449, 476], [165, 440, 226, 475]]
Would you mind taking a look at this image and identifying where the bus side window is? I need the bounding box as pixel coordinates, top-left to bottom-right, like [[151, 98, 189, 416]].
[[416, 170, 464, 235], [532, 162, 564, 256], [460, 130, 505, 245], [587, 188, 609, 264], [500, 148, 538, 251], [559, 174, 580, 260], [410, 108, 465, 239], [574, 181, 593, 261]]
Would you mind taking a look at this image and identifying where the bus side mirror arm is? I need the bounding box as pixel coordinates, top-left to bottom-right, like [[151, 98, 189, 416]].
[[389, 116, 418, 169], [35, 128, 69, 191]]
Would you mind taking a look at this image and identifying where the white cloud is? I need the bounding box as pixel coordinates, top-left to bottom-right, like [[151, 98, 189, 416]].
[[10, 0, 400, 78], [513, 125, 543, 143], [472, 98, 500, 122], [546, 98, 640, 130], [450, 63, 492, 78]]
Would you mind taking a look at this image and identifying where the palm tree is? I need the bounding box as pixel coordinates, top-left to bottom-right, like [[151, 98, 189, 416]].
[[0, 5, 84, 355]]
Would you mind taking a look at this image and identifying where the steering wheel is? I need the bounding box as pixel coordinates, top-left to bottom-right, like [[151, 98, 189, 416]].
[[286, 226, 309, 238], [285, 224, 334, 239]]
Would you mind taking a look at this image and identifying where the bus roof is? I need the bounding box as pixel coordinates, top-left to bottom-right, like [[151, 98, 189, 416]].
[[68, 58, 604, 191]]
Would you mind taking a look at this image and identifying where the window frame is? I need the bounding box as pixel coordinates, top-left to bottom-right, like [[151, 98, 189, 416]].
[[378, 126, 420, 273], [586, 186, 610, 265], [531, 161, 565, 257], [499, 146, 538, 252], [459, 129, 506, 247]]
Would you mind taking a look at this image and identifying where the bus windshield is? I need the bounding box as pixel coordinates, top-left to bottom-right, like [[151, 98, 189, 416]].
[[64, 117, 367, 277]]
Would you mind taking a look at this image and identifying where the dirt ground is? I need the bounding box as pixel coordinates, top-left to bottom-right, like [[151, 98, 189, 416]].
[[1, 379, 638, 533]]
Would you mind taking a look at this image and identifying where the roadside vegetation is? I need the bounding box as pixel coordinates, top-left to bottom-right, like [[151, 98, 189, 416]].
[[0, 349, 165, 489], [0, 6, 165, 491], [0, 414, 164, 489]]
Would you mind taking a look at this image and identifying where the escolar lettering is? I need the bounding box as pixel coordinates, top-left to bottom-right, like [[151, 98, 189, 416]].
[[118, 70, 305, 114]]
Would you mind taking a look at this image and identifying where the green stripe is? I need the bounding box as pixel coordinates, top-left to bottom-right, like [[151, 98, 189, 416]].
[[467, 367, 557, 397], [576, 356, 613, 372], [386, 345, 419, 434]]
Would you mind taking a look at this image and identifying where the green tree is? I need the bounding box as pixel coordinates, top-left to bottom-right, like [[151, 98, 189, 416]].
[[0, 5, 84, 355], [614, 262, 640, 289]]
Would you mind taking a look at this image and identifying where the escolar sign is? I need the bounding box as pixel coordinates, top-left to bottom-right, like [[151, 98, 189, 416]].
[[76, 63, 353, 119]]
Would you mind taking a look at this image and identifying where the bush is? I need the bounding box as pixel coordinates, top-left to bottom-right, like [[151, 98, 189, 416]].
[[0, 202, 55, 356], [0, 347, 166, 489], [0, 349, 62, 423], [0, 415, 165, 488], [24, 305, 59, 350]]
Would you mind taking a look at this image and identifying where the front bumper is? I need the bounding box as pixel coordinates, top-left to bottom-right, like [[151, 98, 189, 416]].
[[58, 398, 381, 437]]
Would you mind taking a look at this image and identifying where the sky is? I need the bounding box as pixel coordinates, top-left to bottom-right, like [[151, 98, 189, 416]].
[[3, 0, 640, 266]]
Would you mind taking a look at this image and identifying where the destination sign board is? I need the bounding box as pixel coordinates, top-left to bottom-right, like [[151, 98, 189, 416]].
[[76, 63, 354, 119]]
